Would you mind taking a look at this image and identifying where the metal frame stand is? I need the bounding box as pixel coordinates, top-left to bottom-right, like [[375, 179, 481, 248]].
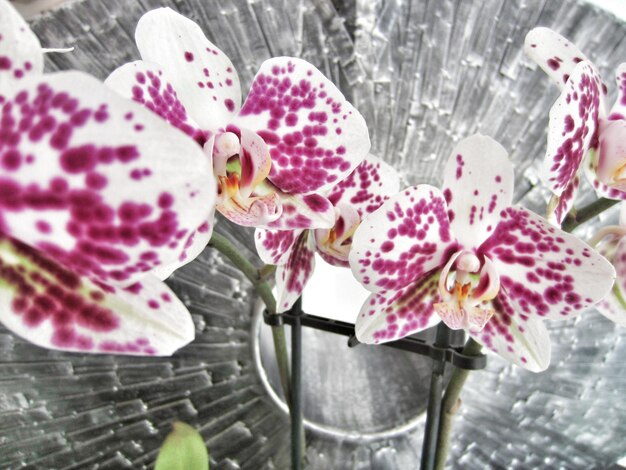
[[263, 305, 487, 470]]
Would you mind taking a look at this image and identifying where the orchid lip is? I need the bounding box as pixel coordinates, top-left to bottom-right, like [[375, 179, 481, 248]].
[[435, 250, 500, 332]]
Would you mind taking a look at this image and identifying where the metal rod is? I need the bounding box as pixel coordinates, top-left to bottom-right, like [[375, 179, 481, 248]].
[[420, 323, 453, 470], [290, 297, 303, 470]]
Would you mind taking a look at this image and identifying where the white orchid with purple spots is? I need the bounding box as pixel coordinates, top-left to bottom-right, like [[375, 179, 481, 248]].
[[0, 0, 217, 356], [255, 154, 399, 312], [349, 134, 615, 372], [524, 27, 626, 225], [106, 7, 370, 232]]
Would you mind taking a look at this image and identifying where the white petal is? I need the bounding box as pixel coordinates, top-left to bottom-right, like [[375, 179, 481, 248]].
[[524, 27, 590, 89], [254, 227, 302, 266], [0, 0, 43, 96], [355, 273, 441, 344], [472, 291, 551, 372], [442, 134, 514, 248], [135, 7, 241, 130]]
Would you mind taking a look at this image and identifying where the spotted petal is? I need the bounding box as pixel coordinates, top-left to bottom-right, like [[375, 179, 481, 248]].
[[442, 134, 514, 248], [275, 231, 315, 313], [0, 0, 43, 95], [540, 61, 602, 197], [355, 273, 441, 344], [0, 71, 216, 286], [524, 27, 590, 89], [472, 290, 551, 372], [327, 154, 400, 218], [255, 227, 302, 266], [135, 7, 241, 131], [349, 185, 457, 293], [595, 237, 626, 326], [151, 219, 214, 281], [266, 191, 335, 230], [232, 57, 370, 195], [480, 206, 615, 321], [0, 236, 194, 355], [609, 63, 626, 120], [105, 60, 205, 143]]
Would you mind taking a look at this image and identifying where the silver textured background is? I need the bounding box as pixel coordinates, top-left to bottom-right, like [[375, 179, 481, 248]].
[[0, 0, 625, 468]]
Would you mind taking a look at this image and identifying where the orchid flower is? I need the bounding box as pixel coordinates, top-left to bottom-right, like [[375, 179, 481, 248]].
[[106, 7, 370, 231], [349, 134, 615, 372], [524, 27, 626, 225], [0, 0, 217, 355], [255, 154, 400, 312], [589, 202, 626, 326]]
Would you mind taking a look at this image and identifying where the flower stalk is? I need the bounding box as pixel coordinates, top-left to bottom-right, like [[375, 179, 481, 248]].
[[208, 232, 291, 404]]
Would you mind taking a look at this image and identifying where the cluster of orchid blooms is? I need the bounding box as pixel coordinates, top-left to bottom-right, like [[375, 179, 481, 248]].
[[0, 1, 624, 374]]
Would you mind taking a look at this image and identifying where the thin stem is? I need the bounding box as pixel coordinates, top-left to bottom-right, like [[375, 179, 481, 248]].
[[291, 298, 303, 470], [421, 323, 453, 470], [561, 198, 619, 233], [208, 232, 291, 404], [433, 338, 483, 470]]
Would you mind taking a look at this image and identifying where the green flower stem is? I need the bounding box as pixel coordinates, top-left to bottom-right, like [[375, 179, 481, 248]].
[[434, 338, 483, 470], [208, 233, 291, 405], [561, 198, 619, 233]]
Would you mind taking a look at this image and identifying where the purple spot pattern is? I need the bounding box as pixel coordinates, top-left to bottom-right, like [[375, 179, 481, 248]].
[[235, 58, 367, 194], [327, 157, 397, 218], [0, 235, 166, 354], [255, 228, 300, 265], [545, 62, 601, 195], [126, 66, 205, 145], [0, 81, 189, 285], [351, 186, 456, 292], [266, 193, 333, 230], [479, 206, 607, 320], [358, 273, 440, 343], [276, 231, 315, 312]]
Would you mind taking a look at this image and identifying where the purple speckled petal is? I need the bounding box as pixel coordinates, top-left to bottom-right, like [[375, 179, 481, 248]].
[[327, 154, 400, 218], [441, 134, 514, 249], [0, 71, 216, 286], [609, 63, 626, 120], [355, 272, 441, 344], [105, 60, 205, 143], [550, 174, 579, 225], [480, 206, 615, 321], [0, 235, 194, 356], [151, 218, 214, 281], [471, 290, 551, 372], [541, 61, 601, 197], [348, 185, 457, 293], [135, 7, 241, 131], [266, 190, 335, 230], [595, 237, 626, 326], [524, 27, 590, 89], [232, 57, 370, 195], [254, 227, 302, 266], [0, 0, 43, 96], [275, 231, 315, 313]]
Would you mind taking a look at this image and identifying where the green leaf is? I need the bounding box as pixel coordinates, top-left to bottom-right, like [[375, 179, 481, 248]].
[[155, 422, 209, 470]]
